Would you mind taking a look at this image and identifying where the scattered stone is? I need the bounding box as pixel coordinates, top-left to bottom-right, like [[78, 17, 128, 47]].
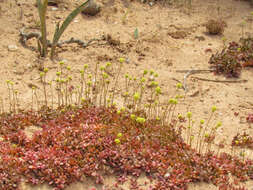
[[165, 59, 173, 67], [8, 44, 18, 52], [149, 1, 154, 6], [48, 0, 60, 7], [54, 15, 62, 19], [203, 86, 210, 93], [126, 57, 130, 64], [189, 90, 199, 97], [105, 34, 120, 46], [168, 30, 189, 39], [34, 0, 60, 7], [27, 83, 39, 89], [24, 13, 33, 17], [61, 59, 68, 64], [13, 69, 24, 75], [195, 35, 205, 41], [148, 75, 155, 81], [82, 0, 101, 16], [51, 7, 58, 11]]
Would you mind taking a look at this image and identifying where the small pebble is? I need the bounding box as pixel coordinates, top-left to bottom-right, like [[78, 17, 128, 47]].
[[8, 45, 18, 52], [82, 0, 101, 16], [189, 90, 199, 97]]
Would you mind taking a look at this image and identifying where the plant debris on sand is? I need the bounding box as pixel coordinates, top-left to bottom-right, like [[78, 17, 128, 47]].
[[0, 105, 252, 190]]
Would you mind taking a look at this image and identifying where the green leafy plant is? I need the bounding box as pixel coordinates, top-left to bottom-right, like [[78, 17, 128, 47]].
[[36, 0, 90, 59]]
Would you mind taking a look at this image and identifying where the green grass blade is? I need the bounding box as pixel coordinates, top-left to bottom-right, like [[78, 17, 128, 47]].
[[134, 28, 138, 39], [37, 0, 48, 57], [50, 0, 90, 59]]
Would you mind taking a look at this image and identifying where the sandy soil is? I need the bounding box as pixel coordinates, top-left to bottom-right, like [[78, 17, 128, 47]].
[[0, 0, 253, 189]]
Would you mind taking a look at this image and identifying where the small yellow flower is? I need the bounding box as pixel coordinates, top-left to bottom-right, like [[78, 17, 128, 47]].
[[56, 71, 61, 76], [187, 112, 192, 118], [141, 77, 146, 83], [106, 62, 112, 67], [176, 83, 183, 89], [59, 60, 64, 65], [155, 86, 161, 94], [216, 121, 222, 128], [44, 68, 49, 73], [133, 92, 140, 101], [119, 57, 125, 63], [211, 106, 217, 112], [83, 64, 88, 69], [40, 72, 45, 77], [136, 117, 146, 124], [169, 98, 176, 104], [115, 139, 121, 144], [100, 66, 105, 71], [117, 133, 123, 138], [87, 81, 92, 86], [130, 114, 136, 120], [240, 151, 245, 157]]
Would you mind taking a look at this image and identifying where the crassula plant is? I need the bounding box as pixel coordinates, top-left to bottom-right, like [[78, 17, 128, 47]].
[[0, 105, 252, 190], [0, 60, 252, 190]]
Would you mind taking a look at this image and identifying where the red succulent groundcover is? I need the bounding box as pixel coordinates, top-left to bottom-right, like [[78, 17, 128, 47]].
[[0, 106, 252, 190]]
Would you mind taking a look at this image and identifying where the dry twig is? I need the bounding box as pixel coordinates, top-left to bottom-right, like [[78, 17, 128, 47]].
[[192, 77, 247, 83], [19, 27, 105, 51], [175, 69, 215, 92]]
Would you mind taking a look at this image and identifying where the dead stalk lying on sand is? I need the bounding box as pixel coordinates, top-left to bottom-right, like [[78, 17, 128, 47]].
[[192, 76, 248, 83], [176, 69, 215, 91], [175, 69, 247, 92], [19, 27, 105, 52]]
